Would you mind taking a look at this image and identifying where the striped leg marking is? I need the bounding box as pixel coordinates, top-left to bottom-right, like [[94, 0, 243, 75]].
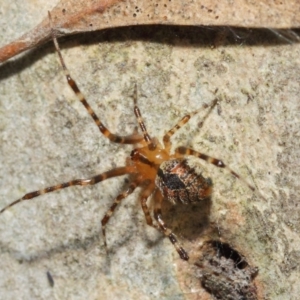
[[163, 115, 192, 149], [153, 190, 189, 261], [163, 99, 218, 149], [0, 167, 134, 214], [132, 84, 156, 150], [139, 183, 157, 228], [101, 178, 142, 249], [154, 208, 189, 261], [48, 13, 143, 145], [175, 146, 255, 191]]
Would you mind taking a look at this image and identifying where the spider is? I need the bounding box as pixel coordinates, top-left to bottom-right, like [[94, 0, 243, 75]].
[[0, 15, 256, 261]]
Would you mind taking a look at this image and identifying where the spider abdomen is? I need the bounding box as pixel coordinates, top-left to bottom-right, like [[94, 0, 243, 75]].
[[156, 159, 212, 204]]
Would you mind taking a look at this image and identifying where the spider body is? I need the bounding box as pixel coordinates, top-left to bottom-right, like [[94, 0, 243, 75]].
[[0, 15, 256, 262], [156, 159, 212, 205]]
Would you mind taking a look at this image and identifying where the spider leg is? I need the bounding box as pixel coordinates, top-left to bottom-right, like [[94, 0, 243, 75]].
[[132, 84, 156, 150], [153, 189, 189, 261], [101, 176, 143, 249], [163, 99, 218, 150], [0, 167, 135, 214], [175, 146, 255, 192], [48, 12, 143, 145], [163, 114, 193, 150], [139, 182, 157, 228]]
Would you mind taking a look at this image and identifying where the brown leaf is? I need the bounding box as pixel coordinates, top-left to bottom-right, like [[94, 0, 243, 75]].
[[0, 0, 299, 63]]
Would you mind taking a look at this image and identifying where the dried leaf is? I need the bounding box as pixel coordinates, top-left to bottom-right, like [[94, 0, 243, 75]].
[[0, 0, 299, 63]]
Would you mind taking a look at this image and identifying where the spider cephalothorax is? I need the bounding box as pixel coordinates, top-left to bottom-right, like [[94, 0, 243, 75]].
[[0, 16, 256, 261]]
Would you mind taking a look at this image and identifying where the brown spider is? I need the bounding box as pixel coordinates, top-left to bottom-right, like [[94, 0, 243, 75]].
[[0, 16, 256, 261]]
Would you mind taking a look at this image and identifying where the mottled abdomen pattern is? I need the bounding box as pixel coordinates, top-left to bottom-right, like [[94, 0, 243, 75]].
[[156, 159, 212, 204]]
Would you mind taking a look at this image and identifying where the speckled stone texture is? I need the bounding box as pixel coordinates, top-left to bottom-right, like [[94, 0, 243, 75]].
[[0, 1, 300, 299]]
